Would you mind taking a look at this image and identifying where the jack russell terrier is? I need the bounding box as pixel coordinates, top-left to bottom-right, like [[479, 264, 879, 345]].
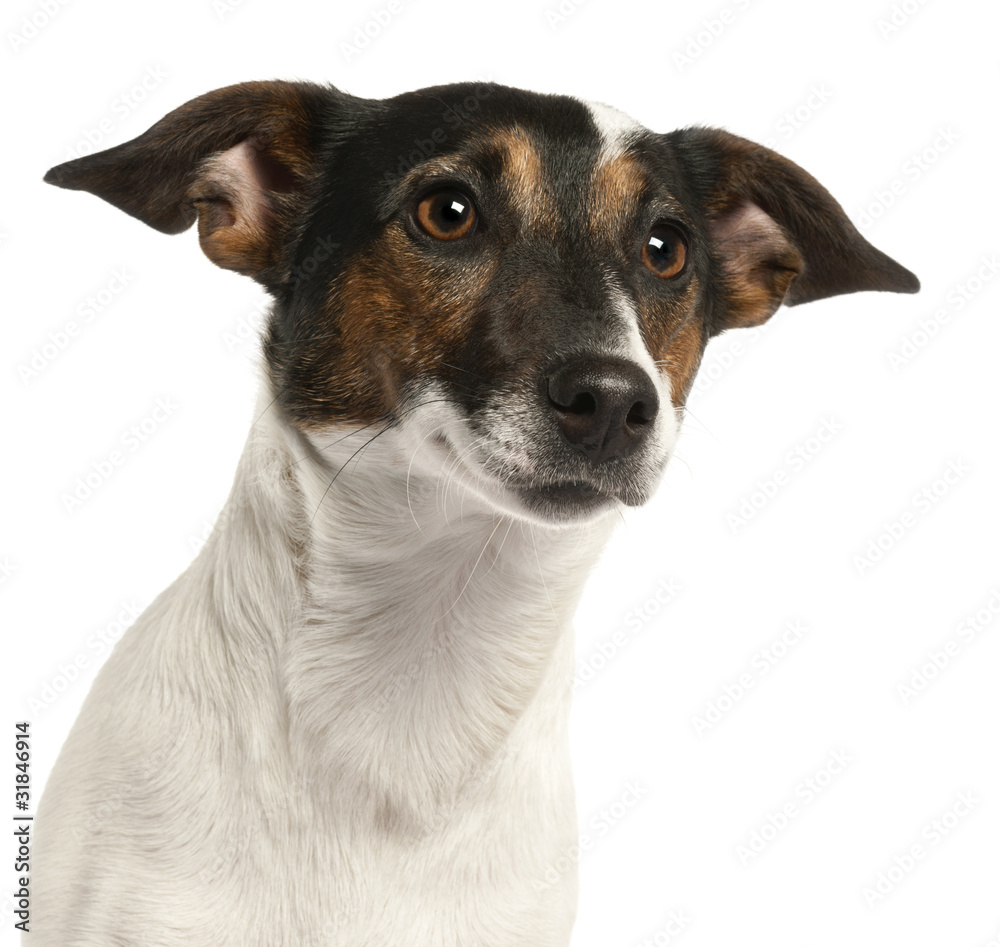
[[35, 80, 918, 945]]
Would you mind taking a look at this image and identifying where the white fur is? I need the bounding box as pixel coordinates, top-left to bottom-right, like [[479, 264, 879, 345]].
[[31, 378, 624, 946], [582, 98, 643, 168]]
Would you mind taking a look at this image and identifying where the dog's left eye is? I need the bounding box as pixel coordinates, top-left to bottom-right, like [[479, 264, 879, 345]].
[[642, 224, 688, 279], [415, 189, 478, 241]]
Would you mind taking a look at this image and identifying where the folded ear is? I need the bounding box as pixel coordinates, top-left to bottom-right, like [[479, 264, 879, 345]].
[[44, 80, 334, 289], [666, 127, 919, 333]]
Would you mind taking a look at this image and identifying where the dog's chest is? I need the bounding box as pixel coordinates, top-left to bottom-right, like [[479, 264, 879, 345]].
[[221, 481, 599, 944], [189, 709, 581, 946]]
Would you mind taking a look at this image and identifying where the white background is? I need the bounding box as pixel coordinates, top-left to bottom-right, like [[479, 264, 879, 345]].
[[3, 0, 999, 944]]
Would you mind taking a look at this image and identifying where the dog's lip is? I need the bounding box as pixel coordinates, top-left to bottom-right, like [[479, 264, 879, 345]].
[[509, 476, 622, 523], [522, 479, 606, 501], [433, 431, 613, 506], [506, 475, 622, 516]]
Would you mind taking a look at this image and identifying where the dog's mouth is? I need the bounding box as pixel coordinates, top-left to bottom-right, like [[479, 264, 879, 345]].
[[508, 477, 619, 523], [531, 479, 605, 500], [429, 431, 643, 523], [401, 382, 674, 525]]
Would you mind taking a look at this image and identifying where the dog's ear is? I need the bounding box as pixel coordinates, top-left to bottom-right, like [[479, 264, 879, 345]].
[[666, 127, 919, 333], [44, 80, 334, 289]]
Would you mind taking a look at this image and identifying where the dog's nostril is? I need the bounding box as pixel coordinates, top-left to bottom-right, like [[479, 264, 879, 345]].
[[626, 401, 654, 426], [565, 391, 597, 416], [547, 372, 595, 416]]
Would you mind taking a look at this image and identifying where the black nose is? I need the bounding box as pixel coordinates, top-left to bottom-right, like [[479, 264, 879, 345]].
[[546, 358, 660, 464]]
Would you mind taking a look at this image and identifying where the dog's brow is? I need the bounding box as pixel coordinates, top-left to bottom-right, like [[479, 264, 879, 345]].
[[471, 127, 559, 231], [377, 159, 480, 218], [588, 149, 690, 230], [376, 127, 560, 232]]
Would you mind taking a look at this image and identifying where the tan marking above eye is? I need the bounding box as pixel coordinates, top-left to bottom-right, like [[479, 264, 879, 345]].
[[415, 189, 478, 240], [642, 224, 688, 279]]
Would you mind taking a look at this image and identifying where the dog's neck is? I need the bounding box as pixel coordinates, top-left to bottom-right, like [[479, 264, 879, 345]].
[[195, 389, 615, 826]]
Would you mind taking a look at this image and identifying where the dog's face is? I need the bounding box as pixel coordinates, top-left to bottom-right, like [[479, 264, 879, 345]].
[[46, 81, 918, 525]]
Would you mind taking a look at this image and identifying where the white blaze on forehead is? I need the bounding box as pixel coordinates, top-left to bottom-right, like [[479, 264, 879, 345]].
[[583, 99, 645, 167], [584, 100, 656, 382]]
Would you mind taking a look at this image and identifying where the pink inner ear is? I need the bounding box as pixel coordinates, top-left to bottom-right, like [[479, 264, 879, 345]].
[[707, 199, 805, 330], [186, 138, 284, 275], [709, 199, 792, 262], [197, 139, 271, 234]]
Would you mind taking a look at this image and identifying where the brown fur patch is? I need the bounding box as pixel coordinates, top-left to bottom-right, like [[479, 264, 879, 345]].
[[720, 257, 800, 330], [631, 269, 707, 407], [587, 150, 649, 239], [285, 223, 499, 430], [494, 127, 557, 233], [656, 312, 707, 406]]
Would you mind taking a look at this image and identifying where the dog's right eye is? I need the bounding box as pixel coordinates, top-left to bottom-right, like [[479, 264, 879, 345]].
[[415, 189, 478, 241]]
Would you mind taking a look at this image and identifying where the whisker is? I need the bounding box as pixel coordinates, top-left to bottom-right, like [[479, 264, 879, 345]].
[[675, 403, 718, 442], [249, 386, 286, 430], [308, 427, 391, 525], [433, 516, 506, 624], [282, 395, 484, 476], [480, 518, 515, 581], [435, 360, 488, 383], [528, 525, 558, 619]]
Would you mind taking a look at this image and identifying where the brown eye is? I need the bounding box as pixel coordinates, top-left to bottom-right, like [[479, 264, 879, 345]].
[[415, 189, 478, 240], [642, 224, 687, 278]]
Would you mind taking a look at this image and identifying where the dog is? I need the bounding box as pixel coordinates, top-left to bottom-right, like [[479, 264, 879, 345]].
[[34, 79, 917, 946]]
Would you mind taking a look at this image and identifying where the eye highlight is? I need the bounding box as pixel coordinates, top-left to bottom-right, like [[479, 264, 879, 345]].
[[642, 224, 688, 279], [415, 189, 478, 240]]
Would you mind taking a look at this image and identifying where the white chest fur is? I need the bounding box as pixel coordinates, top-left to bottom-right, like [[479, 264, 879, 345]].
[[31, 393, 615, 946]]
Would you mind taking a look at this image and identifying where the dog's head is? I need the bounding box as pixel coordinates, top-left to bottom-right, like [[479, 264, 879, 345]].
[[46, 80, 917, 525]]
